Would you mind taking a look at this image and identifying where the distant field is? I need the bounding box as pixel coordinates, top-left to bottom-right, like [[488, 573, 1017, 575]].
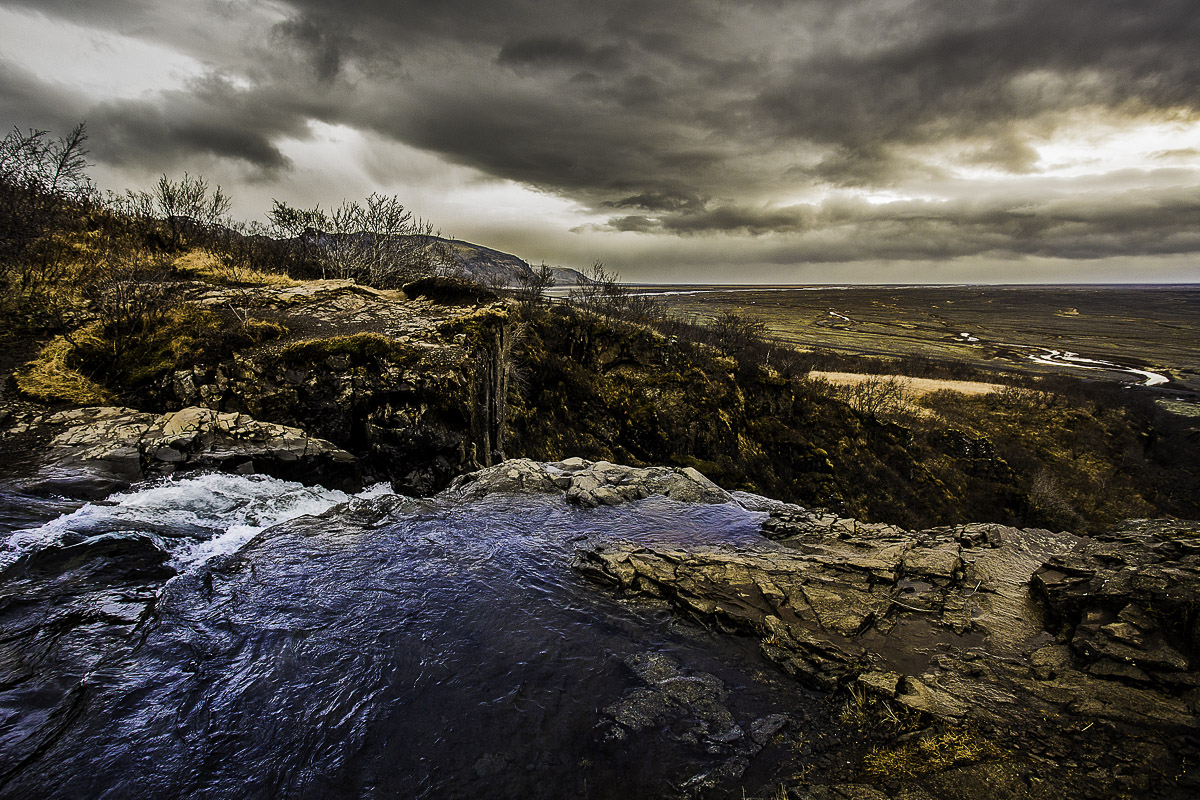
[[633, 284, 1200, 393]]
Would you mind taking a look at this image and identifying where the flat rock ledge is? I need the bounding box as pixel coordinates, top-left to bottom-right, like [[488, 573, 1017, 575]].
[[576, 513, 1200, 796], [10, 406, 358, 494], [446, 457, 735, 506]]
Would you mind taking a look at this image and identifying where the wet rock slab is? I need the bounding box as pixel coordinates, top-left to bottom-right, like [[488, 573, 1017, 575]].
[[0, 529, 174, 780], [447, 456, 735, 507], [2, 453, 1197, 798], [601, 652, 802, 793]]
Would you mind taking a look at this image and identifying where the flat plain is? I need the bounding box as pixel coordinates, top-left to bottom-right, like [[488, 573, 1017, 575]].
[[636, 284, 1200, 392]]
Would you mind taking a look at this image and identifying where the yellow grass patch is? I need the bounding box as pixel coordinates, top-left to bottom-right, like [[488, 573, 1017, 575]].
[[15, 329, 116, 405], [862, 729, 1005, 778], [810, 371, 1007, 398], [174, 250, 298, 287]]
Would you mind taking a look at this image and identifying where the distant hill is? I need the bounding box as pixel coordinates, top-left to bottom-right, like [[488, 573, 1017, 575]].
[[436, 238, 589, 288]]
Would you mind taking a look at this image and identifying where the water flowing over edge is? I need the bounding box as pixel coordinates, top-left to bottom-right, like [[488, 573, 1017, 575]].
[[0, 472, 396, 571]]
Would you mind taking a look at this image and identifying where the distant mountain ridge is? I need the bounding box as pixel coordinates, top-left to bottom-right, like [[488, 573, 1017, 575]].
[[436, 237, 589, 288]]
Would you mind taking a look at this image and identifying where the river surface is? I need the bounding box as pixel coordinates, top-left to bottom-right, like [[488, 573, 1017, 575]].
[[0, 473, 822, 799]]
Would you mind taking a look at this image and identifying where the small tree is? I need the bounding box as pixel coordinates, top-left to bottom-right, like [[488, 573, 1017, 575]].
[[514, 262, 556, 308], [82, 244, 178, 372], [0, 124, 95, 326], [837, 375, 910, 418], [0, 123, 92, 202], [154, 172, 231, 247], [266, 199, 329, 277], [568, 260, 665, 323], [569, 260, 626, 318], [709, 311, 768, 360], [0, 123, 93, 265]]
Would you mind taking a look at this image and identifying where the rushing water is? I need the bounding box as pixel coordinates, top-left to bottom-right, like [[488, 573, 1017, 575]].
[[0, 473, 822, 799], [0, 472, 391, 571]]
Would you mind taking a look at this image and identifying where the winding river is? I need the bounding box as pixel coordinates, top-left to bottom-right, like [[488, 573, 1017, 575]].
[[1022, 347, 1170, 387]]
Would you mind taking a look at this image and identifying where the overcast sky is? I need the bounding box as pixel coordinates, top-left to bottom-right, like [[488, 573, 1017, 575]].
[[2, 0, 1198, 283]]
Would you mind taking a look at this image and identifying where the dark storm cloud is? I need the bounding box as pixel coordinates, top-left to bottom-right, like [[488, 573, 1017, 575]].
[[751, 0, 1200, 184], [963, 135, 1041, 174], [608, 186, 1200, 262], [11, 0, 1198, 192], [0, 59, 82, 135], [275, 0, 1200, 201], [605, 190, 708, 213], [272, 14, 358, 83], [85, 75, 307, 172], [497, 36, 626, 71], [2, 0, 1199, 270], [88, 98, 292, 172]]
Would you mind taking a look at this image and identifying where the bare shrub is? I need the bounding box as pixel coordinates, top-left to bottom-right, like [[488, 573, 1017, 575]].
[[836, 375, 911, 417], [267, 194, 451, 287], [82, 249, 180, 370], [569, 260, 663, 323], [0, 124, 95, 322], [153, 173, 232, 248], [990, 385, 1061, 412], [709, 311, 768, 361], [514, 262, 556, 308], [1028, 470, 1079, 528]]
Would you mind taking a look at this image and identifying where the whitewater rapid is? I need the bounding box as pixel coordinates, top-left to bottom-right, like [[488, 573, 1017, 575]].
[[0, 472, 394, 571]]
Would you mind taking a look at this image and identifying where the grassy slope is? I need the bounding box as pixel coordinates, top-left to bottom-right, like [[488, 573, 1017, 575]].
[[507, 305, 1198, 531]]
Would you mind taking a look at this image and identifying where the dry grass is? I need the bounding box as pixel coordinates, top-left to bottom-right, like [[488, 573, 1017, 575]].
[[15, 328, 116, 405], [810, 371, 1007, 398], [862, 728, 1004, 778], [174, 249, 299, 287]]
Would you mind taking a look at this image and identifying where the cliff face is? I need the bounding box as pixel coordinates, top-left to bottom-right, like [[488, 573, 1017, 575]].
[[163, 288, 519, 495]]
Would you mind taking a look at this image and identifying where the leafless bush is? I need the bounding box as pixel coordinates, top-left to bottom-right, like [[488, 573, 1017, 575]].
[[82, 246, 179, 368], [569, 260, 664, 323], [1028, 470, 1078, 526], [990, 385, 1060, 411], [0, 124, 95, 309], [836, 375, 911, 417], [514, 262, 556, 308], [152, 173, 232, 248], [709, 311, 768, 360], [0, 123, 92, 203], [267, 194, 451, 287]]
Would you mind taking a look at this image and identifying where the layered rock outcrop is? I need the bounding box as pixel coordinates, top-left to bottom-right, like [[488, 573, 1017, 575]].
[[6, 405, 358, 495], [1, 447, 1197, 797], [446, 456, 734, 506], [574, 501, 1200, 797]]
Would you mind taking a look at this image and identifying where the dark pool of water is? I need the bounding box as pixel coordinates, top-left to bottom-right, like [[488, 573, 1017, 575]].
[[0, 476, 825, 799]]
